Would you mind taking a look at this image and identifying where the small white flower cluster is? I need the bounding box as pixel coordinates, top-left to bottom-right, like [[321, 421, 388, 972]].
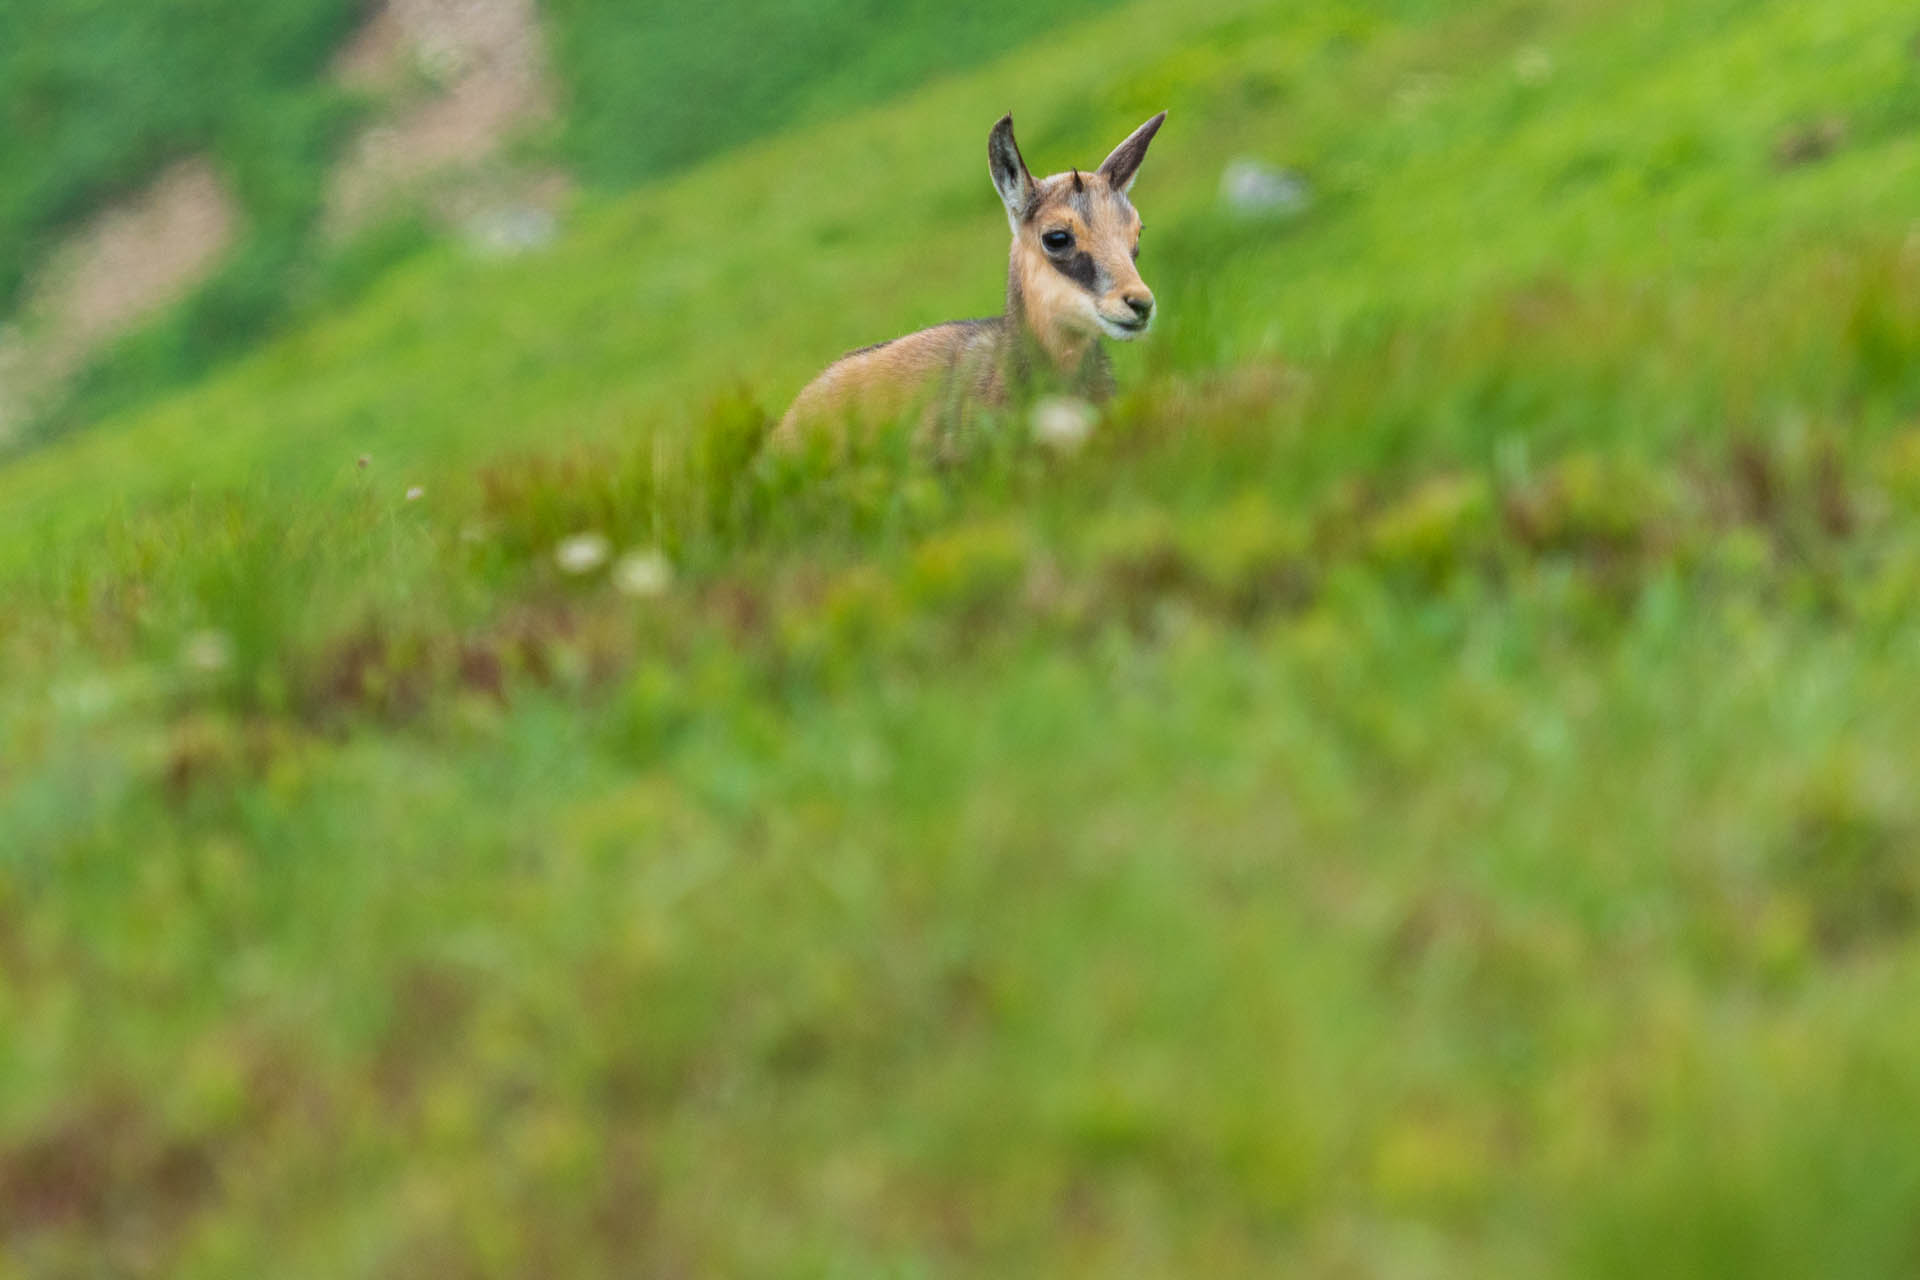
[[364, 450, 673, 598], [554, 533, 674, 598], [611, 549, 673, 598], [554, 533, 610, 575], [1030, 396, 1100, 455]]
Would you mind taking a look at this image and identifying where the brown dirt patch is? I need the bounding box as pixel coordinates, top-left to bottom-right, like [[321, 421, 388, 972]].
[[0, 0, 566, 441], [324, 0, 563, 238], [35, 158, 237, 352], [0, 157, 238, 440]]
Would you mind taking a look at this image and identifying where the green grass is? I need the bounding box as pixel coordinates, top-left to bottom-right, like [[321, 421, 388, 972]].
[[0, 0, 359, 312], [546, 0, 1127, 185], [0, 0, 376, 436], [5, 0, 1920, 1273], [6, 0, 1129, 444]]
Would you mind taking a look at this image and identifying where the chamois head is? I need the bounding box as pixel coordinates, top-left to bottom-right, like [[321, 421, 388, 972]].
[[989, 112, 1166, 355]]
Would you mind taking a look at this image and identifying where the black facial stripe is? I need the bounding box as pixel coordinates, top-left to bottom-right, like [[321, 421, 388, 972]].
[[1049, 249, 1098, 291]]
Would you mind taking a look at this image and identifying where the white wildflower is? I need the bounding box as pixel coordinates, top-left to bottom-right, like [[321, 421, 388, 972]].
[[555, 532, 611, 576], [612, 548, 673, 598], [1220, 159, 1312, 218], [1030, 396, 1098, 455], [405, 485, 425, 502]]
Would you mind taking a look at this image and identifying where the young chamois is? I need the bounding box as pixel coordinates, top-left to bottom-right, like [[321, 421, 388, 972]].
[[776, 111, 1167, 446]]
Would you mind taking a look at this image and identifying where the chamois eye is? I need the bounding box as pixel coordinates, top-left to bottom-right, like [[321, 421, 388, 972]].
[[1041, 229, 1073, 252]]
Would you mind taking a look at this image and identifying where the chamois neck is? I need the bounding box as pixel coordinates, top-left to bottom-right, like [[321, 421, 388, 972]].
[[1005, 254, 1101, 387]]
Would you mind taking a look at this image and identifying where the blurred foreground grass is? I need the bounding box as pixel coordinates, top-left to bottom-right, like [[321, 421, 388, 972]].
[[5, 0, 1920, 1274]]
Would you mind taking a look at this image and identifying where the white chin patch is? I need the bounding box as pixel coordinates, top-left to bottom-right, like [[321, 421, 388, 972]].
[[1097, 314, 1150, 342]]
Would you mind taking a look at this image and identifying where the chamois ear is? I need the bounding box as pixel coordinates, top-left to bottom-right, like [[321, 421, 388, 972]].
[[988, 113, 1035, 228], [1098, 111, 1167, 194]]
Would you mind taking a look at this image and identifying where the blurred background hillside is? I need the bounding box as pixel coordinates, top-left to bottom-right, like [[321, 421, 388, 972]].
[[4, 0, 1920, 1275], [0, 0, 1125, 439]]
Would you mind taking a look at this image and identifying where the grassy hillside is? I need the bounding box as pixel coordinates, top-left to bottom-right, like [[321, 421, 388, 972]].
[[547, 0, 1126, 184], [5, 0, 1130, 442], [0, 0, 375, 437], [5, 0, 1920, 1274], [0, 0, 360, 311]]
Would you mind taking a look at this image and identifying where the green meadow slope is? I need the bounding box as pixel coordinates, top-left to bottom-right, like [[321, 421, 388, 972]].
[[5, 0, 1123, 437], [0, 0, 360, 311], [5, 0, 1920, 1274]]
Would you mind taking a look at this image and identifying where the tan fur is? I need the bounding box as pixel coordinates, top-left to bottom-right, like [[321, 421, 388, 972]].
[[779, 321, 1005, 444], [776, 113, 1165, 448]]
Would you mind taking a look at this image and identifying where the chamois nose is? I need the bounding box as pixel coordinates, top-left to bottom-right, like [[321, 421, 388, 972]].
[[1124, 292, 1154, 321]]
